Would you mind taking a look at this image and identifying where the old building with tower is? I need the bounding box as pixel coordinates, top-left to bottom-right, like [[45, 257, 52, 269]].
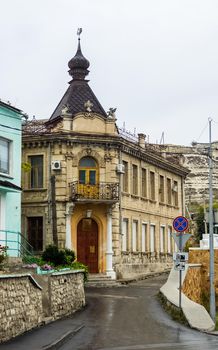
[[21, 32, 189, 279]]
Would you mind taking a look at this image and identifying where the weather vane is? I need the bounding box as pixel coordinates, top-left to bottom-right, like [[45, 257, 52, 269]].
[[77, 28, 82, 39]]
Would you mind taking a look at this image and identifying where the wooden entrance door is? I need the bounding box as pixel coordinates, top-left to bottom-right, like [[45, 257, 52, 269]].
[[77, 218, 98, 273]]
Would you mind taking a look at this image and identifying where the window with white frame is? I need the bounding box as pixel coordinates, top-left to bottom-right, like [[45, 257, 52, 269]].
[[142, 223, 147, 252], [0, 138, 10, 175], [167, 226, 173, 253], [150, 225, 155, 252], [132, 220, 138, 251], [160, 226, 166, 253], [122, 219, 128, 251]]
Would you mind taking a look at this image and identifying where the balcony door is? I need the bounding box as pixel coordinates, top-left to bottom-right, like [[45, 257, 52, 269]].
[[79, 157, 99, 198], [77, 218, 98, 273]]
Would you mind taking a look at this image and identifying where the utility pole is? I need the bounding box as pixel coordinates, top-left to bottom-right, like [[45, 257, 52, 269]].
[[208, 117, 216, 322]]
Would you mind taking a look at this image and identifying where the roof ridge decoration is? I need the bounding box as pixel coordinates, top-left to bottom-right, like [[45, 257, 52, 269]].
[[49, 28, 107, 121]]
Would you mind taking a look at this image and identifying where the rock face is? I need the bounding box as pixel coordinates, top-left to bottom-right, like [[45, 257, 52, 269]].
[[159, 142, 218, 205], [0, 271, 85, 343]]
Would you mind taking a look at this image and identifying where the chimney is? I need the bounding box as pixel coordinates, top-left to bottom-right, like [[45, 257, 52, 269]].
[[138, 133, 146, 148]]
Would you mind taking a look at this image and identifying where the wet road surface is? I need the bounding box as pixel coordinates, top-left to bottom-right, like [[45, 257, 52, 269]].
[[1, 274, 218, 350]]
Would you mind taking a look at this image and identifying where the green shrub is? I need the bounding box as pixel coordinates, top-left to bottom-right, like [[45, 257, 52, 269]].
[[71, 261, 88, 281], [42, 245, 75, 267], [22, 255, 45, 266], [64, 248, 75, 264]]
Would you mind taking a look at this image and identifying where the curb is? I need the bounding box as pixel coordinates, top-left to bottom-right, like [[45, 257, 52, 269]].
[[43, 324, 84, 350], [117, 270, 170, 285]]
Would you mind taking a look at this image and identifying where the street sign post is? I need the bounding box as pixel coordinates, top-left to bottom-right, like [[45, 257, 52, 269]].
[[173, 252, 188, 262], [174, 261, 186, 271], [172, 216, 191, 309], [172, 233, 192, 251], [173, 216, 189, 233]]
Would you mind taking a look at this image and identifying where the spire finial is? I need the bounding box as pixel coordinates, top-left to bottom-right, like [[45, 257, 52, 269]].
[[77, 28, 82, 40], [68, 29, 90, 80]]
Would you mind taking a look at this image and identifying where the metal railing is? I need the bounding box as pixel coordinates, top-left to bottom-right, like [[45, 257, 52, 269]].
[[70, 181, 119, 201], [0, 230, 34, 258]]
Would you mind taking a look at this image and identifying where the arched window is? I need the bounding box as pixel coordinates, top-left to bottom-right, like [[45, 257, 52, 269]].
[[79, 157, 98, 185]]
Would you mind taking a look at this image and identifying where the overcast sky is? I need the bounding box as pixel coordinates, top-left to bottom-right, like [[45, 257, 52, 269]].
[[1, 0, 218, 145]]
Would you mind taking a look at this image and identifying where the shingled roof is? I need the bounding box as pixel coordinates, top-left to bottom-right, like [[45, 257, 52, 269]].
[[50, 80, 107, 120], [49, 35, 107, 121]]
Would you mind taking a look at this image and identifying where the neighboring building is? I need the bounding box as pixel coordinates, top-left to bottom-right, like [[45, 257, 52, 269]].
[[0, 101, 23, 256], [21, 35, 188, 279], [158, 143, 218, 207]]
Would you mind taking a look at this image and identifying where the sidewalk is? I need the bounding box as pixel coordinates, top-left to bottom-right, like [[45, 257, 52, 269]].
[[0, 315, 84, 350], [160, 266, 215, 332]]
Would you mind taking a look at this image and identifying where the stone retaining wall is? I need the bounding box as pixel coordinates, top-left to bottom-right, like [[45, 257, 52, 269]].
[[50, 271, 85, 319], [116, 252, 172, 279], [0, 274, 43, 343], [182, 264, 202, 304], [183, 249, 218, 309], [0, 270, 85, 343]]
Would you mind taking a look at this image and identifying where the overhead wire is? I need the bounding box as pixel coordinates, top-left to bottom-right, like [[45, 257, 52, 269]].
[[194, 120, 209, 143]]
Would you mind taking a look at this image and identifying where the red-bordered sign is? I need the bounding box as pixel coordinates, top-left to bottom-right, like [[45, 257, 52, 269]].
[[173, 216, 189, 232]]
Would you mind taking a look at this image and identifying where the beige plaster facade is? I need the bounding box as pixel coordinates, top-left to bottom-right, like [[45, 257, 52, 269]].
[[22, 112, 188, 279], [21, 36, 189, 279]]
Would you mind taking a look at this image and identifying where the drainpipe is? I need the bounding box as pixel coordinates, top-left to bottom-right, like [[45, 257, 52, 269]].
[[119, 147, 122, 238], [48, 141, 51, 225], [181, 177, 185, 216], [51, 175, 58, 246]]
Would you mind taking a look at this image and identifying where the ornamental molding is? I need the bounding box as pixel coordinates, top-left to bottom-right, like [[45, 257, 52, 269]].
[[72, 147, 105, 167]]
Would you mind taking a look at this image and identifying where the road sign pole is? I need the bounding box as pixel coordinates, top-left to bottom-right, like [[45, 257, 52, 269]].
[[179, 233, 182, 309], [172, 216, 190, 310], [208, 118, 216, 322]]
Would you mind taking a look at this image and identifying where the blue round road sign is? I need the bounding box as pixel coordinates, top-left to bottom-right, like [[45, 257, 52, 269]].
[[173, 216, 189, 232]]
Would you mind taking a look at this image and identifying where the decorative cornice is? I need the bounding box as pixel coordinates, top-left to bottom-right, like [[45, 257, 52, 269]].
[[22, 132, 188, 176]]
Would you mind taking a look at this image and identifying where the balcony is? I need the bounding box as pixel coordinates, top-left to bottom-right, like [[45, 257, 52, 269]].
[[70, 181, 119, 202]]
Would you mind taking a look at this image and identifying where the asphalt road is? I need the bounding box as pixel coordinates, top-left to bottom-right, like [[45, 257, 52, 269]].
[[1, 274, 218, 350]]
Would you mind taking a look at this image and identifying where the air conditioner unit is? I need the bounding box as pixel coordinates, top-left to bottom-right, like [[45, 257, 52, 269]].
[[116, 164, 125, 174], [51, 160, 61, 170]]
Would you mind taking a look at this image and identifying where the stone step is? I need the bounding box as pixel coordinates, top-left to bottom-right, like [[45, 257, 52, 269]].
[[85, 281, 121, 288], [88, 274, 112, 282], [86, 274, 122, 287]]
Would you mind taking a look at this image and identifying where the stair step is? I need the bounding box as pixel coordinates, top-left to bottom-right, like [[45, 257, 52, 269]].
[[88, 274, 112, 281], [86, 274, 122, 287]]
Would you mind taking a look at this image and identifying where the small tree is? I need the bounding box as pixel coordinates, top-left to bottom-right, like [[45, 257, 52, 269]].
[[195, 206, 206, 242]]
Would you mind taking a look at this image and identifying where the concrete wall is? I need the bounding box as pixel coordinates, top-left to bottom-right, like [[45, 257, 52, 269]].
[[0, 270, 85, 343]]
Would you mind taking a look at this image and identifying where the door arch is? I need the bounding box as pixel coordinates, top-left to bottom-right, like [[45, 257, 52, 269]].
[[77, 218, 98, 273]]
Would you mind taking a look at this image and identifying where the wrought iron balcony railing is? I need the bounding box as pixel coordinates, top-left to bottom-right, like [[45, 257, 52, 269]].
[[70, 181, 119, 201]]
